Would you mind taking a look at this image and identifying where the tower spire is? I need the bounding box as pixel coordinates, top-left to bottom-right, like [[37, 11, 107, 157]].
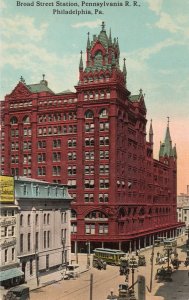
[[149, 119, 153, 144], [123, 58, 127, 85], [101, 21, 105, 31], [87, 32, 90, 50], [79, 50, 83, 70], [108, 28, 112, 46]]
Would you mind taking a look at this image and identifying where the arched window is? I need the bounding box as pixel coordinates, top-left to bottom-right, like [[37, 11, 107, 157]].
[[85, 210, 108, 220], [85, 110, 94, 119], [44, 214, 46, 224], [47, 213, 50, 224], [99, 108, 108, 118], [23, 116, 30, 124], [10, 117, 18, 124]]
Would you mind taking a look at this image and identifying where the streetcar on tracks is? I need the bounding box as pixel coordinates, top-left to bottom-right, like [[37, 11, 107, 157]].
[[93, 248, 125, 265]]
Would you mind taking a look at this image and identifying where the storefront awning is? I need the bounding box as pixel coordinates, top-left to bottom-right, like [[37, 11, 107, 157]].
[[0, 268, 24, 282]]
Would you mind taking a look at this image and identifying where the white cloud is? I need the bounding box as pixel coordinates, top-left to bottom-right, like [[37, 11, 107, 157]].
[[145, 0, 163, 15], [155, 12, 180, 33], [0, 15, 48, 41], [72, 19, 102, 29]]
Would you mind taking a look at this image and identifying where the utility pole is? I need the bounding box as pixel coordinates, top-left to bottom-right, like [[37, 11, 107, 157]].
[[149, 245, 154, 293], [89, 273, 93, 300], [138, 275, 146, 300]]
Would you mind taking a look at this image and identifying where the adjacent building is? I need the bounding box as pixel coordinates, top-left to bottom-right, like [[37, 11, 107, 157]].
[[15, 177, 72, 282], [0, 176, 23, 288], [0, 22, 183, 254], [177, 186, 189, 228]]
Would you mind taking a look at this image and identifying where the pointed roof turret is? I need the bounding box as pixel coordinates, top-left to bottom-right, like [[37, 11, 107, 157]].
[[123, 58, 127, 85], [173, 143, 177, 158], [20, 76, 26, 84], [149, 119, 153, 144], [111, 52, 116, 66], [40, 74, 48, 86], [98, 21, 109, 48], [108, 28, 112, 46], [159, 117, 174, 158], [87, 32, 90, 50], [79, 50, 83, 70]]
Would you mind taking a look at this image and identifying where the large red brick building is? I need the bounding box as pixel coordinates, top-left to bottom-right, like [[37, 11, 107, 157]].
[[0, 23, 182, 253]]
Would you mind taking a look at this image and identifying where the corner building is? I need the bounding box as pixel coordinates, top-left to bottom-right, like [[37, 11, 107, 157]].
[[0, 23, 182, 253]]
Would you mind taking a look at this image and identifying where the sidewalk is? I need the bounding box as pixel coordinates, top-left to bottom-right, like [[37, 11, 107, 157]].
[[23, 255, 91, 292]]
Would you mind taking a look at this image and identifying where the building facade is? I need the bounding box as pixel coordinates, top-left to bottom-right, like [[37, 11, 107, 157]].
[[0, 23, 182, 253], [14, 177, 72, 282], [177, 186, 189, 228], [0, 176, 23, 288]]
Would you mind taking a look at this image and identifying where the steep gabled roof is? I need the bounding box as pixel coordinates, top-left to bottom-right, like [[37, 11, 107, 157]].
[[27, 82, 54, 94]]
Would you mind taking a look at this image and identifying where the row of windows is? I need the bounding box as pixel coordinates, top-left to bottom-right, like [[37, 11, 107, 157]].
[[38, 125, 77, 136], [20, 231, 51, 252], [39, 98, 77, 106], [1, 210, 15, 217], [84, 91, 110, 101], [10, 116, 30, 124], [84, 193, 109, 203], [20, 213, 51, 226], [85, 224, 108, 234], [85, 109, 108, 119], [11, 128, 32, 137], [84, 179, 109, 189], [38, 112, 76, 123]]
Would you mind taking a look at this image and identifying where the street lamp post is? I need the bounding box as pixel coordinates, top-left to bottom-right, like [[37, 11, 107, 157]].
[[129, 256, 138, 300], [149, 245, 154, 293], [86, 241, 90, 268]]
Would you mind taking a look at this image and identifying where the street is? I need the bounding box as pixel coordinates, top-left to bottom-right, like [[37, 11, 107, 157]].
[[30, 237, 189, 300]]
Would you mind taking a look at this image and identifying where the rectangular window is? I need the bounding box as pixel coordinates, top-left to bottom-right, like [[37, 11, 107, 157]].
[[85, 224, 95, 235], [44, 231, 46, 248], [5, 249, 8, 263], [12, 248, 15, 261], [11, 226, 15, 236], [47, 231, 50, 248], [20, 234, 23, 253], [71, 223, 77, 233], [28, 233, 31, 251], [36, 232, 39, 251], [30, 259, 33, 275], [99, 224, 109, 234]]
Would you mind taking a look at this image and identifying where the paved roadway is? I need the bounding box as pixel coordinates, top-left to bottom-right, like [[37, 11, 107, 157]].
[[30, 236, 189, 300]]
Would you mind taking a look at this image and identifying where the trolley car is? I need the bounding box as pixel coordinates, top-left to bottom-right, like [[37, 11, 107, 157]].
[[93, 248, 125, 265]]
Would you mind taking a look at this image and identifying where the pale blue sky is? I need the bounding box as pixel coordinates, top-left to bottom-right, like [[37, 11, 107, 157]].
[[1, 0, 189, 193]]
